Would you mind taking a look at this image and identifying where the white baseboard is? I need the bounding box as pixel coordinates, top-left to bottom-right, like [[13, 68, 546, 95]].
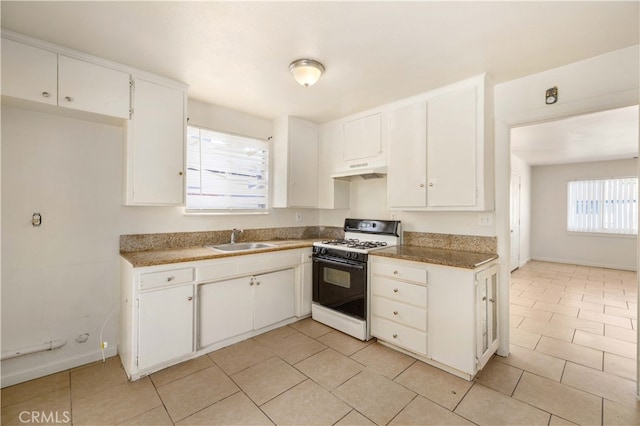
[[1, 347, 118, 388], [530, 256, 637, 272]]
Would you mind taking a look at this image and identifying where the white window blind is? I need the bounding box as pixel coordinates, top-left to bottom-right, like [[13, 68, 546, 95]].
[[186, 126, 268, 211], [567, 177, 638, 234]]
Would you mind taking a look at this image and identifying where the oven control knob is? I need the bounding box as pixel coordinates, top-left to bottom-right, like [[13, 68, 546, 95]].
[[320, 248, 327, 255]]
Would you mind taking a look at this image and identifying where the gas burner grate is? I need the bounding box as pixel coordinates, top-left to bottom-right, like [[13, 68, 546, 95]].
[[320, 239, 389, 250]]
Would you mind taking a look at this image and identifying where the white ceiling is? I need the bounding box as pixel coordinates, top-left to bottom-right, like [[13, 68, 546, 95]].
[[511, 105, 639, 166], [1, 1, 638, 124]]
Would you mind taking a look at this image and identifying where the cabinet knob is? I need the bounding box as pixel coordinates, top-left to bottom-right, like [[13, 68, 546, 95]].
[[178, 171, 184, 176], [187, 296, 193, 301], [489, 298, 495, 303], [64, 96, 73, 102], [393, 270, 398, 275], [429, 182, 434, 187], [392, 334, 398, 339], [250, 281, 254, 286], [42, 91, 50, 98], [166, 276, 174, 282], [393, 310, 398, 315], [482, 296, 486, 301], [255, 281, 261, 286], [393, 288, 398, 293], [419, 184, 425, 188]]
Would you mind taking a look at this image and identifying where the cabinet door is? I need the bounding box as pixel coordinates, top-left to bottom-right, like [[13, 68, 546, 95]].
[[138, 285, 193, 370], [288, 120, 319, 207], [58, 55, 130, 118], [387, 102, 427, 207], [426, 86, 477, 207], [198, 277, 253, 348], [1, 38, 57, 105], [343, 113, 381, 161], [476, 265, 499, 369], [127, 78, 186, 205], [254, 269, 295, 329], [427, 265, 476, 374]]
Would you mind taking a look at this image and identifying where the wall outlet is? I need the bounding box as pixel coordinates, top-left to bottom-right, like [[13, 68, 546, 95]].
[[477, 213, 493, 227], [295, 212, 302, 222]]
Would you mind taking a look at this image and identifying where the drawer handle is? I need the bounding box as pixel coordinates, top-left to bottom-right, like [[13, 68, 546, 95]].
[[393, 270, 399, 275], [393, 311, 398, 315], [166, 276, 175, 282], [187, 296, 193, 301], [392, 334, 398, 339], [42, 91, 50, 98], [393, 288, 398, 293]]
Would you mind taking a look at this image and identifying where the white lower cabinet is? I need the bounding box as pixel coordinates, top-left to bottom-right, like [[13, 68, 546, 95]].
[[370, 255, 498, 380], [198, 277, 253, 347], [253, 269, 296, 329], [138, 285, 194, 370], [198, 268, 295, 348], [371, 259, 428, 356], [120, 248, 310, 381]]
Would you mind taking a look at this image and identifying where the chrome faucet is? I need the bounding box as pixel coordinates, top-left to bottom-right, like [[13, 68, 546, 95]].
[[230, 228, 243, 244]]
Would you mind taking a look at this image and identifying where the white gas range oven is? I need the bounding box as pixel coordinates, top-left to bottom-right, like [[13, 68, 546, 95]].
[[311, 218, 402, 340]]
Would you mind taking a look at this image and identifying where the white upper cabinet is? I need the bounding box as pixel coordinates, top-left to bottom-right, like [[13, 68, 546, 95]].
[[426, 85, 477, 207], [387, 74, 494, 211], [2, 36, 130, 119], [343, 113, 382, 161], [272, 116, 319, 208], [124, 78, 187, 205], [57, 55, 130, 119], [1, 37, 57, 105], [387, 102, 427, 207]]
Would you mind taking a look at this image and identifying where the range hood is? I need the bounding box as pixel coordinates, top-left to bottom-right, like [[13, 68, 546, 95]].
[[331, 161, 387, 180]]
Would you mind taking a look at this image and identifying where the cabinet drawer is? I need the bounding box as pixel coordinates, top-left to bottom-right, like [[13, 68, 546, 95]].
[[371, 296, 427, 331], [372, 261, 427, 284], [371, 278, 427, 307], [371, 317, 427, 356], [139, 268, 194, 290]]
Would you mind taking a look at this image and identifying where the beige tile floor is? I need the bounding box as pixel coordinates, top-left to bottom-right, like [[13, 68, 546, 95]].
[[2, 260, 639, 425]]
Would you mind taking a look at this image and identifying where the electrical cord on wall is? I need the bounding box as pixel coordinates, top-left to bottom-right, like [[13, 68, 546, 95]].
[[99, 304, 120, 362]]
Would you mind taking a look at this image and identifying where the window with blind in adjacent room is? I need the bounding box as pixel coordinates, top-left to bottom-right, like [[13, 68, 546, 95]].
[[186, 126, 269, 212], [567, 177, 638, 235]]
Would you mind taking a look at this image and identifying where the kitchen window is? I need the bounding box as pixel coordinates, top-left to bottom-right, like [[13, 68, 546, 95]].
[[186, 126, 269, 212], [567, 177, 638, 235]]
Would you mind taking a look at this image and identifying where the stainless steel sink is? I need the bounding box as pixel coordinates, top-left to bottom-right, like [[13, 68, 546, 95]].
[[205, 242, 276, 252]]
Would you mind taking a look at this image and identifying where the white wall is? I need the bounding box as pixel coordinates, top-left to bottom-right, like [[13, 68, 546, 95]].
[[511, 155, 532, 267], [0, 100, 317, 386], [530, 159, 637, 270]]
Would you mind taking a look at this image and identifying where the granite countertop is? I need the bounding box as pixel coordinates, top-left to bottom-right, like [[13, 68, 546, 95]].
[[120, 239, 317, 268], [371, 245, 498, 269]]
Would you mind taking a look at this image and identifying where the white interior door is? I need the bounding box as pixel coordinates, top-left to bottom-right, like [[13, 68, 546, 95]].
[[510, 174, 521, 271]]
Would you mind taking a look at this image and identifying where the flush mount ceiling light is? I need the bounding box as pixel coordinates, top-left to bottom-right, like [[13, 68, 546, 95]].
[[545, 86, 558, 105], [289, 59, 325, 87]]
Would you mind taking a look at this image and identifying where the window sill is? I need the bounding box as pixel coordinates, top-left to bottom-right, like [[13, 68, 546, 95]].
[[567, 231, 637, 239], [183, 209, 271, 216]]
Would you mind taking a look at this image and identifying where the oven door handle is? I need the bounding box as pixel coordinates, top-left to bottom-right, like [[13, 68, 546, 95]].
[[313, 257, 366, 270]]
